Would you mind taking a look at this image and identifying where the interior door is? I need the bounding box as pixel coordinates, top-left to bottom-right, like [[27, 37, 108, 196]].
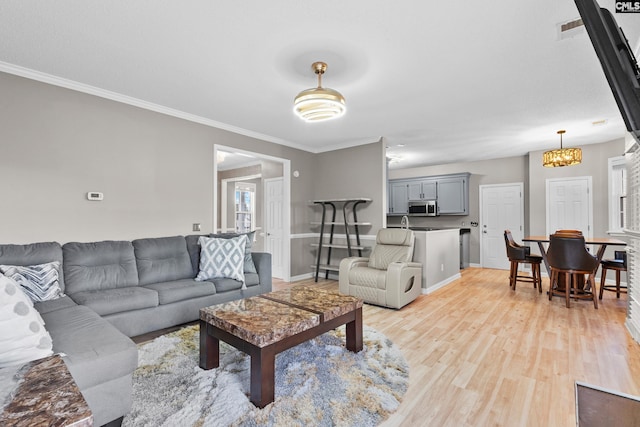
[[264, 178, 284, 279], [546, 177, 592, 237], [480, 183, 524, 270]]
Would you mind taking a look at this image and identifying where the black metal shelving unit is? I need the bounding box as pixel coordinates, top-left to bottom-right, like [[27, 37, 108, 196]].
[[311, 198, 371, 282]]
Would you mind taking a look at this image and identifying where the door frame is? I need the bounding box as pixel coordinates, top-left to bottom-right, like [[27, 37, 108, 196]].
[[545, 176, 593, 238], [479, 182, 524, 269], [214, 144, 291, 281]]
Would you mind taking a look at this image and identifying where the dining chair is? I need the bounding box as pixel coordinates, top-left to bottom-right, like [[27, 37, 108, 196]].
[[546, 232, 599, 308], [504, 230, 542, 292], [599, 250, 628, 300]]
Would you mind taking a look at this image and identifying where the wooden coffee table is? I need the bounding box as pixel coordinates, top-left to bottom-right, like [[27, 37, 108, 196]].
[[199, 285, 363, 407]]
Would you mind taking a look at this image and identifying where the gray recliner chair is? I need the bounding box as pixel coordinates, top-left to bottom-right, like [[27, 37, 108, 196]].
[[339, 228, 422, 309]]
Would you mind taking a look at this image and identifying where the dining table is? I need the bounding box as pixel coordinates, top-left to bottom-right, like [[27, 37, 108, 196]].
[[522, 235, 627, 291]]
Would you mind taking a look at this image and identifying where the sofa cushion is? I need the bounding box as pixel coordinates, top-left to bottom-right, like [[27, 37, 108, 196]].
[[0, 275, 53, 367], [195, 236, 246, 284], [70, 287, 158, 316], [211, 277, 244, 293], [34, 295, 78, 314], [143, 279, 216, 305], [40, 305, 138, 390], [0, 242, 65, 293], [63, 241, 139, 293], [244, 272, 260, 288], [0, 261, 64, 302], [132, 236, 194, 285], [185, 234, 204, 277]]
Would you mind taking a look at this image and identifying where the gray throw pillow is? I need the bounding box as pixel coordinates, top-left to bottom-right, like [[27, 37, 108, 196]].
[[208, 231, 257, 274], [196, 236, 246, 287]]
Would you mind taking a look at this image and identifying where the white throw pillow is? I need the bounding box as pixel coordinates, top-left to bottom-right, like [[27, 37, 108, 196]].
[[195, 235, 247, 287], [0, 261, 64, 303], [0, 274, 54, 367]]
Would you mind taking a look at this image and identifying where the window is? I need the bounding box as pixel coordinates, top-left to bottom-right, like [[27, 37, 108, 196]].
[[235, 182, 256, 233], [608, 156, 626, 233]]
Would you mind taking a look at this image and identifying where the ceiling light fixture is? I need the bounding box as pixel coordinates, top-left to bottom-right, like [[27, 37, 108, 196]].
[[542, 130, 582, 167], [293, 62, 346, 122]]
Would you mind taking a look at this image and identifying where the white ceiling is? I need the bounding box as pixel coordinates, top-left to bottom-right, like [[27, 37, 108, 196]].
[[1, 0, 639, 169]]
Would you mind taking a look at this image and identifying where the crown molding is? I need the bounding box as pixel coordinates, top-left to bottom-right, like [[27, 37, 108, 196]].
[[0, 61, 321, 153]]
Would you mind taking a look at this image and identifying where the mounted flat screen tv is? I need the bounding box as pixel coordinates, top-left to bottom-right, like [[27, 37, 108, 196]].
[[574, 0, 640, 141]]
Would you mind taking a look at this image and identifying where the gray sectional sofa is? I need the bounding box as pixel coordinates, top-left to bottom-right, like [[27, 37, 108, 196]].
[[0, 235, 272, 426]]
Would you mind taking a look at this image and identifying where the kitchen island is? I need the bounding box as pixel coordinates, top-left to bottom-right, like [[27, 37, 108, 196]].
[[410, 228, 461, 293]]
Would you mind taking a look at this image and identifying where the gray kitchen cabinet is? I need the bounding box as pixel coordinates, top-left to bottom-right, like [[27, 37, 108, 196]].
[[389, 180, 409, 214], [408, 179, 437, 200], [436, 174, 469, 215], [388, 172, 469, 216]]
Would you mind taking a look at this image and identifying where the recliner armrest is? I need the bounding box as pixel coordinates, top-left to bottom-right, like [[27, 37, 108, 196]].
[[338, 257, 369, 294]]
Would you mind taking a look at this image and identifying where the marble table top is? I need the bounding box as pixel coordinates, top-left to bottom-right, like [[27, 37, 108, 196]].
[[0, 354, 92, 427], [200, 285, 363, 348]]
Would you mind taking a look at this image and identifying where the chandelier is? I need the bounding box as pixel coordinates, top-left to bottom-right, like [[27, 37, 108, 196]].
[[293, 62, 346, 122], [542, 130, 582, 167]]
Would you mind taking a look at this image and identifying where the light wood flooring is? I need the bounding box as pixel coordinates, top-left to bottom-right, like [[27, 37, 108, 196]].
[[276, 268, 640, 427]]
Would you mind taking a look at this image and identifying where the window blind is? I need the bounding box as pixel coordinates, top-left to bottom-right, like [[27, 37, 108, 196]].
[[625, 144, 640, 343]]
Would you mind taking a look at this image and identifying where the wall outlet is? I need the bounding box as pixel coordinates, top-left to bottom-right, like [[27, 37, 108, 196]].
[[192, 223, 201, 232]]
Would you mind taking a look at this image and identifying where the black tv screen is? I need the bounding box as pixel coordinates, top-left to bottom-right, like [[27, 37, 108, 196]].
[[575, 0, 640, 140]]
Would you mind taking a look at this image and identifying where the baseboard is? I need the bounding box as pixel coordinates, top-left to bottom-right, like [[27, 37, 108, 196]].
[[421, 273, 462, 294], [290, 272, 315, 282]]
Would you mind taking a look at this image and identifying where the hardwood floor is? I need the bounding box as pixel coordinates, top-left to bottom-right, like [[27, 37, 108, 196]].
[[276, 268, 640, 426]]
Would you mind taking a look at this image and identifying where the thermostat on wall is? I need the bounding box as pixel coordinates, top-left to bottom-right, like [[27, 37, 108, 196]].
[[87, 192, 104, 201]]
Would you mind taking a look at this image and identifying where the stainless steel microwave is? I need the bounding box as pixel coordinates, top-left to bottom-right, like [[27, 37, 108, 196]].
[[408, 200, 438, 216]]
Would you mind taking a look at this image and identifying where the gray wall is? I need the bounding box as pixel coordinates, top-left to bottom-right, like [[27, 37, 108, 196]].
[[0, 71, 385, 279], [290, 141, 386, 278]]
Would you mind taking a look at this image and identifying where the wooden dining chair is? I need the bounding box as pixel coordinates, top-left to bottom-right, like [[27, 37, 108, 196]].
[[546, 233, 599, 308], [504, 230, 542, 292], [599, 250, 628, 300]]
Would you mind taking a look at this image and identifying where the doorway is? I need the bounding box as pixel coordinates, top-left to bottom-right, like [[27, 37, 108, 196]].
[[546, 176, 593, 237], [214, 144, 291, 281], [480, 183, 524, 270]]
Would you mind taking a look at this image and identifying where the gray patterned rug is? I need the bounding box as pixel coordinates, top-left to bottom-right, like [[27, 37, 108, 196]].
[[122, 324, 408, 427]]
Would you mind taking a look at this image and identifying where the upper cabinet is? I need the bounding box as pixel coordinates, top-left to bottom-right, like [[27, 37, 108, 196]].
[[389, 180, 409, 214], [388, 173, 470, 216], [436, 174, 469, 215], [408, 178, 437, 200]]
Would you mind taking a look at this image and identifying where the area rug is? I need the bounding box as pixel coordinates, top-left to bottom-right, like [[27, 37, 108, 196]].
[[122, 324, 408, 427]]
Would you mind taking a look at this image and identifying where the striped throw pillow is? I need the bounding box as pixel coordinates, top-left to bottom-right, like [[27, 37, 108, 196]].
[[0, 261, 64, 303]]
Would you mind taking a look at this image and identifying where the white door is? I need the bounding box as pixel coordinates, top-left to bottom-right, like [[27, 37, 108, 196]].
[[546, 177, 592, 237], [264, 178, 284, 279], [480, 183, 524, 270]]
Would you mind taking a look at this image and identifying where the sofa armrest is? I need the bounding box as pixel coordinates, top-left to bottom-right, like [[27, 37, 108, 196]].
[[251, 252, 272, 293]]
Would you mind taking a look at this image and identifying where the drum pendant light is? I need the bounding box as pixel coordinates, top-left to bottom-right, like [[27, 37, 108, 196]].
[[294, 62, 346, 122], [542, 130, 582, 167]]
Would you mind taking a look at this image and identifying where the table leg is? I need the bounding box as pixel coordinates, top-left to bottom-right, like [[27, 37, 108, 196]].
[[536, 241, 551, 277], [199, 321, 219, 370], [250, 345, 275, 408], [346, 307, 363, 352]]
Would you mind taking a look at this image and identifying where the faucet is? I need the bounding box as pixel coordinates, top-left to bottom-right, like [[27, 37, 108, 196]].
[[401, 215, 410, 230]]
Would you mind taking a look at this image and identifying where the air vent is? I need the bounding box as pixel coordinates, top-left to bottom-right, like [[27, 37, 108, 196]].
[[558, 18, 585, 40]]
